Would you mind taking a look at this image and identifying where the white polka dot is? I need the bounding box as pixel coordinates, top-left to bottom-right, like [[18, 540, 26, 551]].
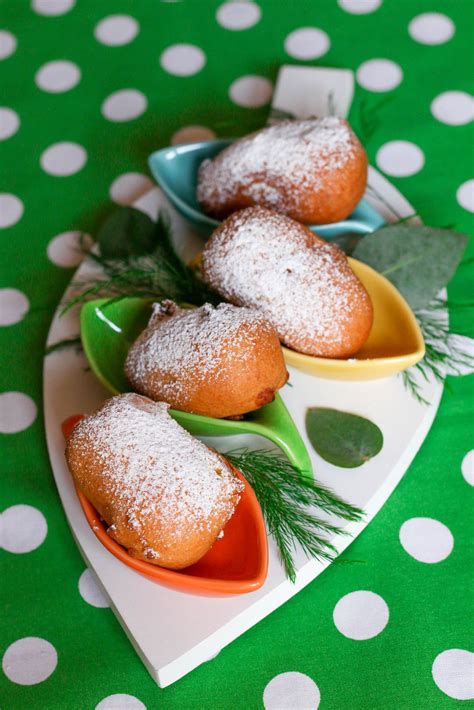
[[40, 142, 87, 176], [0, 289, 29, 326], [160, 44, 206, 77], [399, 517, 453, 563], [229, 75, 273, 108], [431, 91, 474, 126], [357, 59, 402, 92], [2, 637, 57, 685], [0, 505, 47, 553], [216, 2, 261, 30], [110, 173, 153, 206], [101, 89, 147, 122], [94, 15, 139, 46], [409, 13, 455, 45], [432, 649, 474, 700], [338, 0, 381, 13], [171, 125, 216, 145], [47, 230, 91, 268], [0, 30, 17, 60], [0, 193, 24, 228], [263, 672, 320, 710], [0, 392, 37, 433], [32, 0, 75, 16], [376, 140, 425, 177], [0, 107, 20, 140], [284, 27, 330, 60], [461, 450, 474, 486], [95, 694, 146, 710], [78, 569, 110, 608], [333, 590, 389, 640], [35, 60, 80, 93], [457, 180, 474, 212]]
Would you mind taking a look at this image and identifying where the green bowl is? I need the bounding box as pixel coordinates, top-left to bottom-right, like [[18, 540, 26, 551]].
[[80, 297, 313, 478], [148, 139, 386, 239]]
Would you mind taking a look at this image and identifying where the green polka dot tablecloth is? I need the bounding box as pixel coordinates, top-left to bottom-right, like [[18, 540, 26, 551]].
[[1, 1, 473, 708]]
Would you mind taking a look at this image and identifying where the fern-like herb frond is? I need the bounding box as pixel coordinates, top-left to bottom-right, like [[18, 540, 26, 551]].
[[45, 336, 82, 356], [402, 298, 474, 404], [63, 212, 220, 313], [225, 448, 363, 582]]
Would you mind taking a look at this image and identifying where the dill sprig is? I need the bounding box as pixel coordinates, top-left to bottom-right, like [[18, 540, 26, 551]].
[[353, 94, 395, 145], [402, 298, 474, 404], [63, 212, 219, 314], [225, 448, 363, 582], [45, 336, 82, 356]]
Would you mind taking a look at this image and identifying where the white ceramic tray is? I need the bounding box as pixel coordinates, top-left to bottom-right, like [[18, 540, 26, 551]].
[[43, 172, 443, 688]]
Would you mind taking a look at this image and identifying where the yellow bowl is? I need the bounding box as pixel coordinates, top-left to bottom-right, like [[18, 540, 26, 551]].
[[282, 258, 425, 381]]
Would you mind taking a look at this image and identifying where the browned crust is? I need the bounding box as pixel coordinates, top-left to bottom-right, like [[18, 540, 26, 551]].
[[124, 306, 289, 418], [201, 207, 373, 358], [197, 121, 368, 225], [66, 414, 242, 570]]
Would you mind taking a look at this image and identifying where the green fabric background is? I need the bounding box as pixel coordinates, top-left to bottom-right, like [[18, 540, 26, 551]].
[[1, 1, 473, 708]]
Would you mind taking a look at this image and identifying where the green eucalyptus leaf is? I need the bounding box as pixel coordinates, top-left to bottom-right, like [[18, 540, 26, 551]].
[[152, 212, 179, 261], [331, 232, 364, 255], [305, 408, 383, 468], [353, 224, 468, 309], [98, 207, 157, 259]]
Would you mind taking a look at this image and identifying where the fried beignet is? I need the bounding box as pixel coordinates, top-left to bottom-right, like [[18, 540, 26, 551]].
[[197, 117, 367, 224], [201, 207, 373, 358], [125, 301, 288, 418], [65, 393, 244, 569]]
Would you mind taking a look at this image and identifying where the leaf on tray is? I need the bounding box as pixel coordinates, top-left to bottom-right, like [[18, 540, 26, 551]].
[[353, 224, 468, 309], [305, 408, 383, 468], [98, 207, 157, 259]]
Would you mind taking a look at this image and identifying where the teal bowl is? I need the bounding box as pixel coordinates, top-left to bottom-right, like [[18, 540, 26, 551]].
[[148, 139, 386, 239]]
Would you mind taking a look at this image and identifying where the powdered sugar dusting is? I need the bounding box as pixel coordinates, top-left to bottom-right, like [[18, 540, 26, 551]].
[[202, 207, 371, 357], [68, 394, 243, 557], [125, 301, 274, 404], [197, 117, 356, 217]]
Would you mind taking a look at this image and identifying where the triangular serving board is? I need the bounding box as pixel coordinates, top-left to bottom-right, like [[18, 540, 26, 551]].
[[43, 174, 443, 688]]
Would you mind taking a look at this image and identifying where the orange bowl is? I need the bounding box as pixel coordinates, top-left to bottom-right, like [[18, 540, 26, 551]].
[[62, 415, 268, 595]]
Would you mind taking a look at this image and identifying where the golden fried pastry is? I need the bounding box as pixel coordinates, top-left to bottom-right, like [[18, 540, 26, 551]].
[[125, 301, 288, 418], [201, 207, 373, 358], [66, 393, 244, 569], [197, 117, 367, 224]]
